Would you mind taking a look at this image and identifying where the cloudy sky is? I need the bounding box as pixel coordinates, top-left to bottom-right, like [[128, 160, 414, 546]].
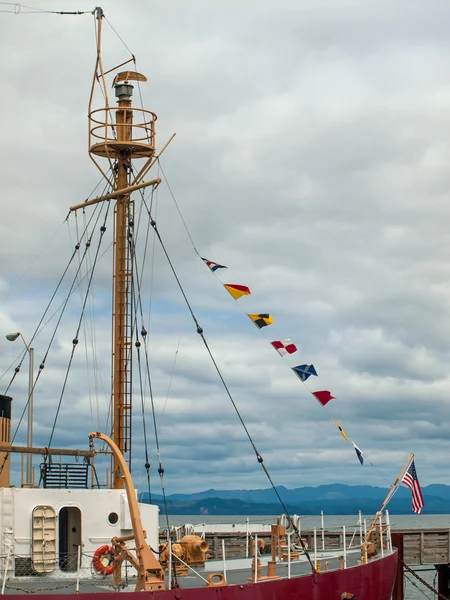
[[1, 0, 450, 501]]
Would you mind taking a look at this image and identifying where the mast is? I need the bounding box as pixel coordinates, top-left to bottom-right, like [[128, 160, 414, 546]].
[[112, 79, 133, 488], [84, 8, 158, 488], [365, 453, 414, 542]]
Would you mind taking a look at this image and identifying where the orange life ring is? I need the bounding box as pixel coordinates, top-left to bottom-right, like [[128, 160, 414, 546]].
[[93, 545, 115, 575]]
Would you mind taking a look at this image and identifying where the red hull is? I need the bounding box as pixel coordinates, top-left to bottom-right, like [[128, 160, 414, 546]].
[[9, 550, 397, 599]]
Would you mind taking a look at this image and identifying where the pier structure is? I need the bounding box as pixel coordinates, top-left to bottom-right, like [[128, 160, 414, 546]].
[[392, 530, 450, 600], [166, 525, 450, 599]]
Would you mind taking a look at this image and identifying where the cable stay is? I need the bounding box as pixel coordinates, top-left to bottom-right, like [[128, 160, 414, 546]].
[[0, 3, 93, 15], [142, 201, 316, 574], [47, 206, 110, 448]]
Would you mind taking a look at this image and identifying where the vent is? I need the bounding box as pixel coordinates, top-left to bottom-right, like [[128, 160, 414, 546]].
[[41, 463, 89, 489]]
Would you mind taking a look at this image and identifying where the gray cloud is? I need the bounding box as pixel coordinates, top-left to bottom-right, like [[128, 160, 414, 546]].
[[1, 1, 449, 501]]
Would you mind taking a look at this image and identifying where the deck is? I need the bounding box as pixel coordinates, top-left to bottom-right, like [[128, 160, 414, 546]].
[[194, 527, 450, 565]]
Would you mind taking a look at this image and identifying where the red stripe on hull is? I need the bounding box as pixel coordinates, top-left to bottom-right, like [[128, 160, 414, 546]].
[[9, 551, 397, 599]]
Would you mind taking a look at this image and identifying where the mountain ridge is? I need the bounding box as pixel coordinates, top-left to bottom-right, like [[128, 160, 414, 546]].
[[139, 483, 450, 515]]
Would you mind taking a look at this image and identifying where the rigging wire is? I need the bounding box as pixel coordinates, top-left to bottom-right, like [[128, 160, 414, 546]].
[[144, 206, 316, 574], [1, 199, 111, 472], [157, 155, 398, 492], [127, 197, 175, 565], [104, 15, 134, 58], [3, 240, 82, 397], [160, 338, 180, 426], [0, 197, 105, 408], [76, 209, 101, 432], [47, 207, 110, 448], [2, 219, 67, 305], [0, 3, 92, 14], [157, 159, 199, 255], [128, 230, 152, 504]]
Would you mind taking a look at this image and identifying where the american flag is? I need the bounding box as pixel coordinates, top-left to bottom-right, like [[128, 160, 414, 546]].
[[402, 459, 424, 515]]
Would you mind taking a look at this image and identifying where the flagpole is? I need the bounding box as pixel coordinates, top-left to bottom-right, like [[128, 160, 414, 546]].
[[365, 453, 413, 542]]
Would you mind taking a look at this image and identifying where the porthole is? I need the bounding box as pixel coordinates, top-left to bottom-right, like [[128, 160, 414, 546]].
[[108, 512, 119, 525]]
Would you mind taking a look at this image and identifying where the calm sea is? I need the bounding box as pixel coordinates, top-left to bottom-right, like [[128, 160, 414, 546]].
[[163, 514, 450, 600]]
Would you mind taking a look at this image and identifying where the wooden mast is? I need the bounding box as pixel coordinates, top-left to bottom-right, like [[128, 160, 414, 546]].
[[111, 82, 133, 489], [83, 8, 158, 489], [366, 453, 414, 542]]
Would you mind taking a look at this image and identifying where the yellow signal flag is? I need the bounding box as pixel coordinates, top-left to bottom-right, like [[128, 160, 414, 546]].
[[247, 313, 274, 329], [332, 418, 349, 441], [224, 284, 251, 300]]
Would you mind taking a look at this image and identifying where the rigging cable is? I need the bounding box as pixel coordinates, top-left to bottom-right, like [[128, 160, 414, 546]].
[[160, 338, 180, 426], [0, 208, 104, 475], [157, 156, 397, 492], [157, 159, 200, 255], [145, 209, 316, 575], [3, 228, 88, 396], [74, 210, 97, 430], [0, 3, 92, 14], [47, 207, 110, 448], [127, 202, 175, 573], [128, 224, 152, 505], [131, 179, 177, 537]]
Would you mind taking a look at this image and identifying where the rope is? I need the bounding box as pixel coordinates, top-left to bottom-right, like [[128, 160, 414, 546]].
[[127, 214, 177, 583], [157, 159, 199, 254], [160, 338, 180, 426], [147, 212, 316, 574], [127, 218, 152, 504], [0, 207, 109, 476], [0, 3, 92, 14], [47, 209, 109, 447], [157, 155, 397, 491], [104, 15, 134, 57]]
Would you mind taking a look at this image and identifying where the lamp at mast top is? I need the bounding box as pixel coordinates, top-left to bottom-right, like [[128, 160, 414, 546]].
[[88, 69, 157, 167]]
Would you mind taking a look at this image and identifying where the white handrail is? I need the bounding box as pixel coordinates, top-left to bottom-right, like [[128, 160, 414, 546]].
[[168, 538, 172, 590], [321, 511, 325, 550], [254, 536, 258, 584], [222, 539, 227, 583], [386, 510, 392, 551], [359, 510, 363, 547], [76, 545, 81, 594], [343, 526, 347, 569], [287, 532, 291, 579], [313, 528, 317, 569], [246, 518, 250, 558], [379, 514, 384, 558], [1, 546, 12, 595]]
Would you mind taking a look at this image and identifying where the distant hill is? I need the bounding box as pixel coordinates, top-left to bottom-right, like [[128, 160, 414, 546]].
[[138, 483, 450, 515]]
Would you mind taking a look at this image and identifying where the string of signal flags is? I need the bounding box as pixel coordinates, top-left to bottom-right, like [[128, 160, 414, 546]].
[[201, 256, 373, 468], [200, 256, 425, 515]]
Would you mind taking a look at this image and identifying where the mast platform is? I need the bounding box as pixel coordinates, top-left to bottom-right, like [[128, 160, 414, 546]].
[[89, 106, 157, 159]]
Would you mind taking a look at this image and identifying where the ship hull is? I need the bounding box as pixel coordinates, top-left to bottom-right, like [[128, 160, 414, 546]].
[[9, 550, 397, 599]]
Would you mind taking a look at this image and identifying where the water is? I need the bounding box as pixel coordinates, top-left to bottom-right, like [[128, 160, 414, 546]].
[[163, 514, 450, 599]]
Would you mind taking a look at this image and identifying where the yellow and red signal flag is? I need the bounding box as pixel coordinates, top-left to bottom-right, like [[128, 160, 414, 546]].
[[312, 390, 335, 406], [331, 418, 349, 441], [247, 313, 274, 329], [271, 339, 297, 356], [224, 284, 251, 300]]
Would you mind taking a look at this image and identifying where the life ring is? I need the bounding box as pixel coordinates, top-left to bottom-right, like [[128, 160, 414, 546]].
[[93, 545, 115, 575]]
